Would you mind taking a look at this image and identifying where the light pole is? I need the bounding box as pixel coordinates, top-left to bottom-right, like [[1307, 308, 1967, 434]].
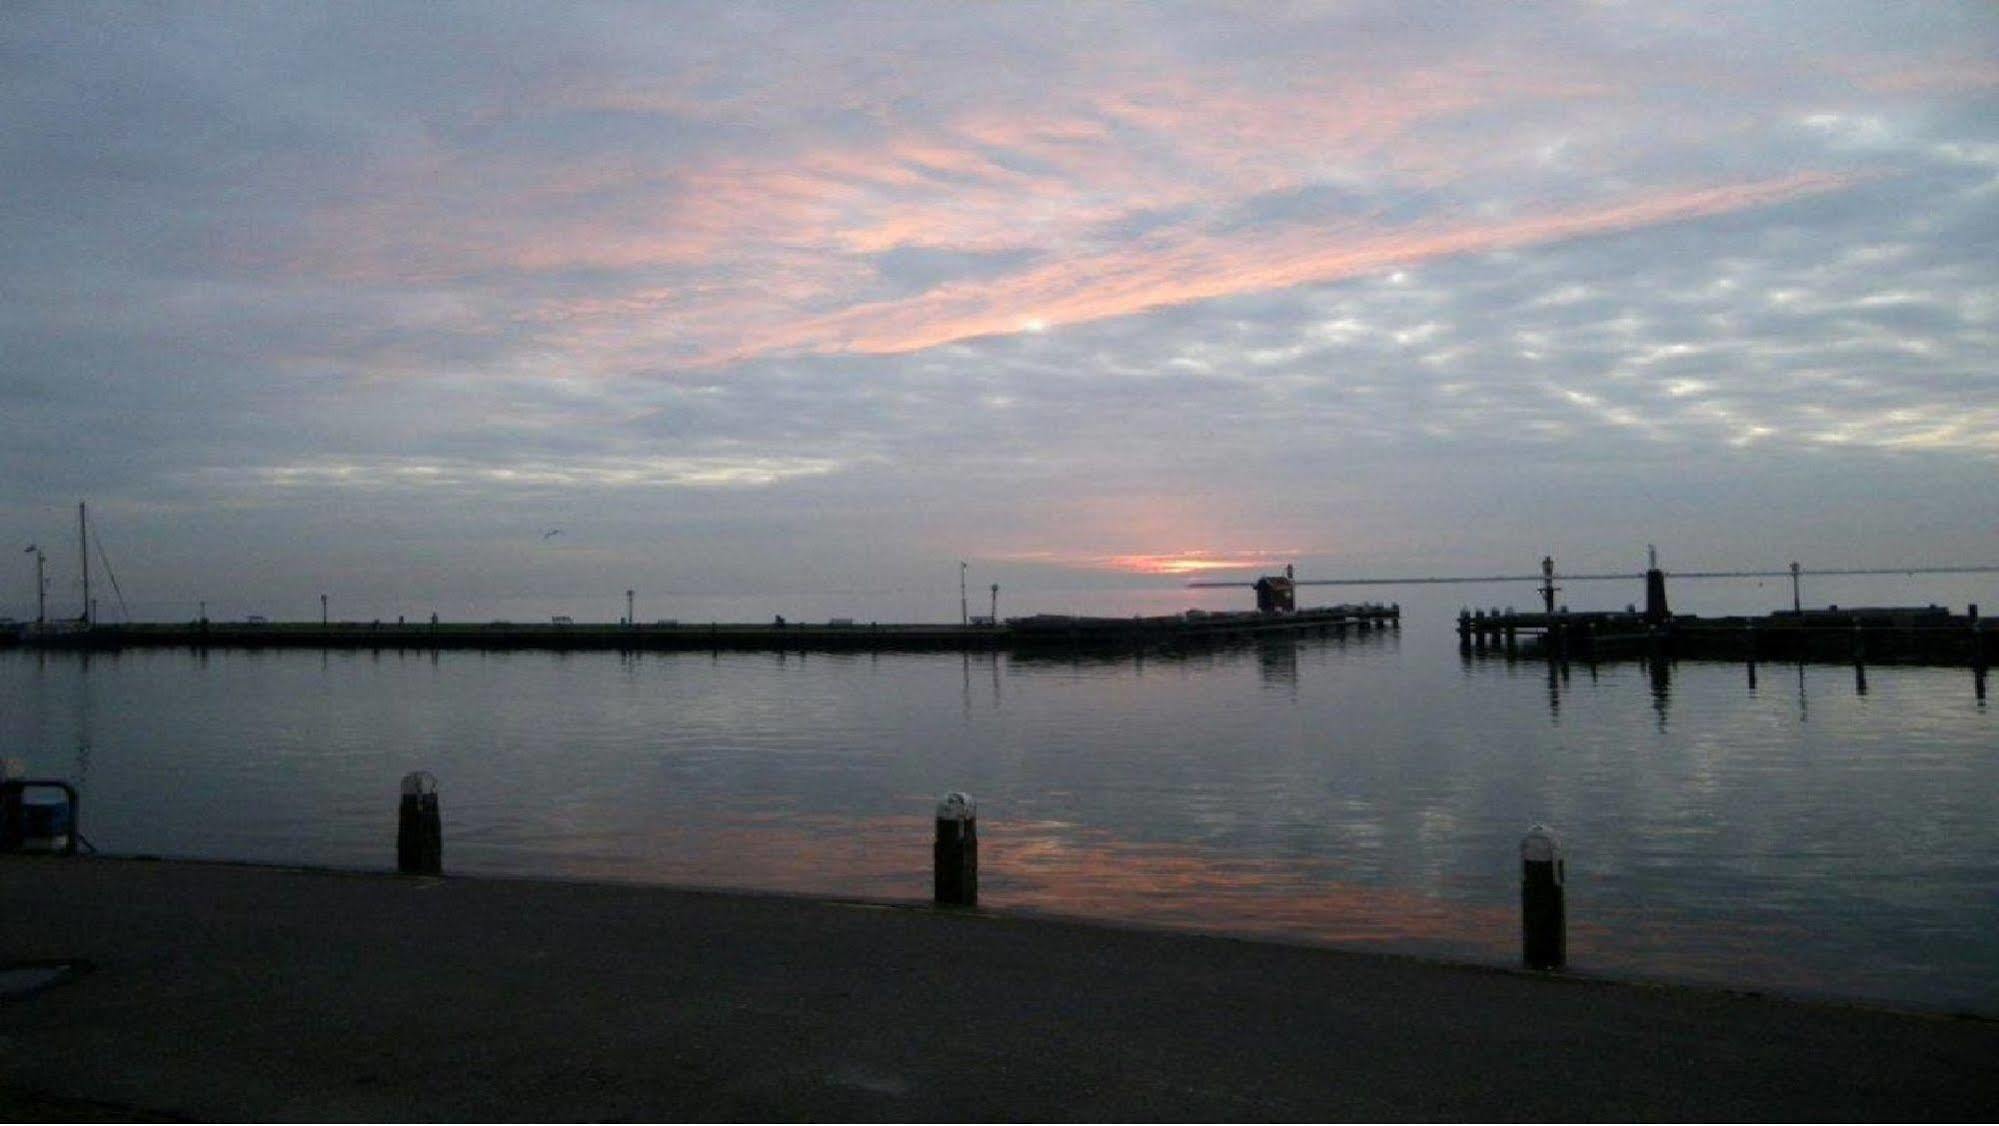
[[990, 583, 998, 625], [22, 544, 45, 624], [1790, 561, 1802, 613], [959, 562, 968, 626], [321, 593, 328, 626], [78, 502, 90, 626], [627, 588, 635, 627]]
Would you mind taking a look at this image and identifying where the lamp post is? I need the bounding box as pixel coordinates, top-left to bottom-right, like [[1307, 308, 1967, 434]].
[[22, 545, 45, 624], [960, 562, 968, 627]]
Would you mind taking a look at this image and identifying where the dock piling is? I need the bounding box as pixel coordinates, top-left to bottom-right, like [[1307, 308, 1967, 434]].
[[1520, 825, 1566, 971], [933, 791, 978, 908], [397, 771, 441, 876]]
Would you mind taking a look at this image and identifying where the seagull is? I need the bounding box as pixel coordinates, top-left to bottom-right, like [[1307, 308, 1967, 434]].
[[21, 544, 35, 554], [542, 529, 563, 540]]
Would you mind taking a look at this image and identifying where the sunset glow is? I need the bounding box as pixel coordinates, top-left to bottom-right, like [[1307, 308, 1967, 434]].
[[1101, 555, 1293, 577]]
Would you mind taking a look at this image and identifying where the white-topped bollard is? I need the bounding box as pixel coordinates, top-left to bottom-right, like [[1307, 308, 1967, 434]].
[[1520, 824, 1566, 971], [397, 771, 441, 876], [934, 791, 978, 907]]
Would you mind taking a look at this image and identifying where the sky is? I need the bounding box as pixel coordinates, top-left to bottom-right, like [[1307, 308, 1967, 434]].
[[3, 1, 1996, 620]]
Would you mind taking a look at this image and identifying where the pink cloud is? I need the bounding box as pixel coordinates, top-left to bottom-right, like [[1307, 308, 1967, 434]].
[[280, 53, 1857, 377], [693, 172, 1852, 364]]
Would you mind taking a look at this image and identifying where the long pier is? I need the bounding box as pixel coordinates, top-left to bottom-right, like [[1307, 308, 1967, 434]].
[[6, 604, 1399, 654]]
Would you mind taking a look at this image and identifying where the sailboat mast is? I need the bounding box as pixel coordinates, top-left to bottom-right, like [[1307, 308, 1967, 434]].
[[79, 500, 91, 625]]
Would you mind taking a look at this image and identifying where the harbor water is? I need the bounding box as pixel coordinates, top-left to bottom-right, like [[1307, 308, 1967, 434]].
[[3, 576, 1994, 1014]]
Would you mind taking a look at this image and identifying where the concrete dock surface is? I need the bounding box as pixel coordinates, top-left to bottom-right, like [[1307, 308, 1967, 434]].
[[3, 857, 1993, 1121]]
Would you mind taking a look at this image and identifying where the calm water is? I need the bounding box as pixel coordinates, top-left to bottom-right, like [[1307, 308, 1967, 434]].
[[4, 579, 1995, 1014]]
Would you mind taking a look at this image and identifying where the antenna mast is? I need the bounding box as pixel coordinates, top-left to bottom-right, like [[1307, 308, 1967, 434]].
[[79, 501, 91, 626], [23, 545, 45, 623]]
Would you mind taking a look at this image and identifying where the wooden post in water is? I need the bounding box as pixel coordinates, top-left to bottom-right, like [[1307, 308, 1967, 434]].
[[397, 771, 442, 876], [1971, 605, 1985, 671], [1851, 617, 1866, 696], [933, 791, 978, 907], [1854, 617, 1869, 696], [1521, 825, 1566, 971], [1745, 621, 1757, 689]]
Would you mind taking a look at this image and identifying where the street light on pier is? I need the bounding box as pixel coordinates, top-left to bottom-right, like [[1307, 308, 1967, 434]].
[[22, 544, 45, 624]]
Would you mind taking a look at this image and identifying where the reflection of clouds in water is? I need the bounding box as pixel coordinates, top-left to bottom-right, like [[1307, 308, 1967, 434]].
[[1586, 908, 1829, 1001], [502, 809, 1850, 1000], [516, 811, 1510, 953], [12, 638, 1993, 1013]]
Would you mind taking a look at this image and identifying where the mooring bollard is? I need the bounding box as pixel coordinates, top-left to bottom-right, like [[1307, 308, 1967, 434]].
[[0, 758, 21, 853], [397, 771, 441, 875], [1520, 824, 1566, 970], [0, 760, 80, 856], [934, 791, 978, 907]]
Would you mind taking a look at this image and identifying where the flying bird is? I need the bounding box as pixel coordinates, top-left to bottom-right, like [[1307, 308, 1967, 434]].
[[542, 529, 563, 540]]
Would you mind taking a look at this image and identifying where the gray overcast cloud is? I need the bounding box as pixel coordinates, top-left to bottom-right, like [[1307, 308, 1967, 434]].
[[2, 1, 1994, 616]]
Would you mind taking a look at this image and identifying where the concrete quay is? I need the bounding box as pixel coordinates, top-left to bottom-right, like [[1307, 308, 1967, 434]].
[[2, 857, 1994, 1121]]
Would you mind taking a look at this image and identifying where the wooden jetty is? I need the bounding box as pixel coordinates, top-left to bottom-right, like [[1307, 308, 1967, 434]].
[[1458, 604, 1992, 667], [6, 604, 1399, 655]]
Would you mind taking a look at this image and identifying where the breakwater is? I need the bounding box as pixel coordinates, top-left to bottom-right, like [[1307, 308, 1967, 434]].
[[9, 604, 1399, 653]]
